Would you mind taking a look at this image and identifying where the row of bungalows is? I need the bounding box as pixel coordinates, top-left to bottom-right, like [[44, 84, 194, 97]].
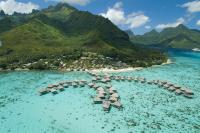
[[151, 80, 194, 98], [39, 80, 88, 95]]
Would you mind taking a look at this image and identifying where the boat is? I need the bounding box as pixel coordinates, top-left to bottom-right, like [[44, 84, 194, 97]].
[[192, 48, 200, 52]]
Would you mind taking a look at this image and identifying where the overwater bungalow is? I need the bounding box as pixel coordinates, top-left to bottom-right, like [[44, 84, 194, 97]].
[[39, 88, 49, 96], [97, 90, 106, 95], [59, 82, 65, 85], [182, 88, 194, 95], [92, 77, 97, 82], [93, 97, 103, 104], [51, 89, 58, 94], [109, 96, 118, 103], [134, 78, 139, 82], [109, 87, 117, 93], [175, 89, 182, 95], [161, 81, 167, 85], [88, 83, 95, 88], [112, 101, 122, 109], [115, 76, 120, 81], [97, 93, 105, 99], [105, 84, 112, 89], [147, 81, 153, 84], [157, 82, 163, 87], [72, 82, 78, 88], [140, 79, 146, 83], [108, 89, 115, 94], [102, 100, 111, 112], [47, 84, 54, 89], [174, 85, 181, 89], [65, 81, 72, 86], [57, 86, 65, 91], [63, 84, 69, 88], [163, 84, 170, 89], [79, 82, 85, 87], [92, 84, 99, 89], [111, 93, 120, 98], [168, 86, 176, 91], [52, 84, 59, 87], [121, 77, 125, 81], [97, 87, 104, 91], [183, 93, 193, 99], [127, 77, 132, 82]]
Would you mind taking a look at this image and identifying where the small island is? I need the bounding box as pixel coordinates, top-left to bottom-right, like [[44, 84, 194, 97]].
[[0, 4, 167, 71]]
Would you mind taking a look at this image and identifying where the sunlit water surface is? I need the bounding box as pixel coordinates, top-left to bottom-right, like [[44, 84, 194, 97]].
[[0, 50, 200, 133]]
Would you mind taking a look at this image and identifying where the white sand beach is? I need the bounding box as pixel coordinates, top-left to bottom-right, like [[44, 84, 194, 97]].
[[89, 59, 173, 73]]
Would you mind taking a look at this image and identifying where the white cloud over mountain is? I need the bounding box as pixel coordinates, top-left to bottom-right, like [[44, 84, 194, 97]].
[[45, 0, 91, 6], [100, 2, 149, 29], [0, 0, 39, 15], [156, 18, 185, 29], [197, 20, 200, 26], [182, 0, 200, 13]]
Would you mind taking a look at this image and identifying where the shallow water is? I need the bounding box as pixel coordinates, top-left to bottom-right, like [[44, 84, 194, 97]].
[[0, 50, 200, 133]]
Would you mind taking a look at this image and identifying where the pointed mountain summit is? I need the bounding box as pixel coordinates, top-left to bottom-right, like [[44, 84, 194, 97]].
[[131, 24, 200, 49]]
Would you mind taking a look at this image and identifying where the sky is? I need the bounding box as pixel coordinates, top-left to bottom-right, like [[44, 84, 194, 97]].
[[0, 0, 200, 34]]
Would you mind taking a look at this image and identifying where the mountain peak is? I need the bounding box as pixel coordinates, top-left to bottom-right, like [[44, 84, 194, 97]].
[[52, 3, 76, 11], [176, 24, 188, 30], [144, 29, 158, 36], [125, 29, 134, 37]]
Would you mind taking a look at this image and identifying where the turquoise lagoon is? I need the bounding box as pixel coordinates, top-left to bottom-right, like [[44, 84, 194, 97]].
[[0, 50, 200, 133]]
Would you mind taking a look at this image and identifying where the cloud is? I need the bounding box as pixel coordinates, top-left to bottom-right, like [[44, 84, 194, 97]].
[[156, 18, 185, 29], [45, 0, 91, 6], [197, 20, 200, 26], [0, 0, 39, 15], [100, 2, 149, 29], [182, 0, 200, 13], [145, 25, 151, 29]]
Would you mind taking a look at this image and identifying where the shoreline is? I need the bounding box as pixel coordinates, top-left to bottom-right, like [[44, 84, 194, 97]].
[[89, 59, 173, 73], [0, 59, 173, 73]]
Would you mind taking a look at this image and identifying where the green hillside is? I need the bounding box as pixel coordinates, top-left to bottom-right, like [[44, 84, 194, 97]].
[[131, 24, 200, 49], [0, 3, 166, 70]]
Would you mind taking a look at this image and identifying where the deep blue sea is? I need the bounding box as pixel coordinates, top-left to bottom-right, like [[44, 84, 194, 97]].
[[0, 50, 200, 133]]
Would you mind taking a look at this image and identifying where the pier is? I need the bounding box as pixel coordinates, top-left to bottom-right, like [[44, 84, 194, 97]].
[[38, 71, 194, 112]]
